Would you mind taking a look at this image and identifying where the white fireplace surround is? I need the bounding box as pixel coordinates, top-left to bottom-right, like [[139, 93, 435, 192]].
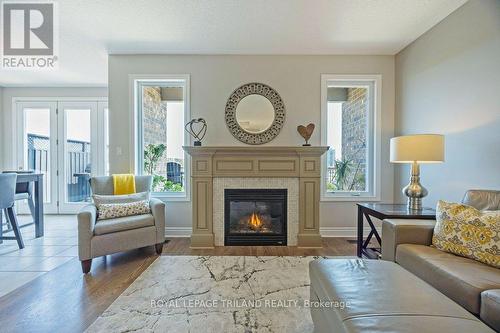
[[213, 178, 299, 246]]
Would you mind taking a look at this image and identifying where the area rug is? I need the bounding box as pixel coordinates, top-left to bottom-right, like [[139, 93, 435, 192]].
[[86, 256, 321, 333]]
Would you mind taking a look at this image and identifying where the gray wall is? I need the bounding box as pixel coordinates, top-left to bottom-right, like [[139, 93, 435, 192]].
[[108, 54, 395, 232], [395, 0, 500, 206], [1, 87, 108, 170]]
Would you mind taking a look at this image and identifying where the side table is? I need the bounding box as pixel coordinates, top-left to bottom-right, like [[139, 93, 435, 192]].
[[357, 203, 435, 259]]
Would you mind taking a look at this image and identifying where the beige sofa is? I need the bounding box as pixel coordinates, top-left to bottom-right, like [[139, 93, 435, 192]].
[[77, 176, 166, 273], [382, 190, 500, 331], [309, 190, 498, 333]]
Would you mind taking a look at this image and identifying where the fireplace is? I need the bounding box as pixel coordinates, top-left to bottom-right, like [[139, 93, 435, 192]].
[[224, 189, 287, 246], [184, 146, 327, 248]]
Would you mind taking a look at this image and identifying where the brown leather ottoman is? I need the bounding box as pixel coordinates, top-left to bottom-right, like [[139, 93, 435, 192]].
[[309, 259, 495, 333]]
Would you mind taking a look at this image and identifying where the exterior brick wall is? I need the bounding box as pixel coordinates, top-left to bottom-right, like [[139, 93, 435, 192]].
[[142, 87, 168, 174], [341, 87, 367, 190]]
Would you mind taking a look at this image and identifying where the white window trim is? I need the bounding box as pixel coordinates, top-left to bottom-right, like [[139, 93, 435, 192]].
[[129, 74, 191, 202], [320, 74, 381, 202]]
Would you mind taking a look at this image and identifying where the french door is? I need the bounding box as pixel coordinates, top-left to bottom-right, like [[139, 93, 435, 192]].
[[16, 99, 108, 214]]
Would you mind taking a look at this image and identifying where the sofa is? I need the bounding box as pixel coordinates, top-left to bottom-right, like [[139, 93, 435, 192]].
[[309, 190, 499, 332], [382, 189, 500, 331], [77, 176, 166, 273]]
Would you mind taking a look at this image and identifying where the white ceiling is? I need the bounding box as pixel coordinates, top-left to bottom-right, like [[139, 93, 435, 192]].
[[0, 0, 467, 87]]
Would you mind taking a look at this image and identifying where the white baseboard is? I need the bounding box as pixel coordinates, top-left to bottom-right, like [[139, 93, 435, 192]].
[[165, 226, 191, 237], [320, 226, 382, 238], [165, 226, 380, 238]]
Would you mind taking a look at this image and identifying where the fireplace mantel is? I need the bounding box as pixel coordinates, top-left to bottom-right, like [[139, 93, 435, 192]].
[[183, 146, 329, 155], [183, 146, 328, 248]]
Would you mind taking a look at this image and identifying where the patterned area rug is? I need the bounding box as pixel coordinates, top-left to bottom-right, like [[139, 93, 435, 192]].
[[86, 256, 321, 333]]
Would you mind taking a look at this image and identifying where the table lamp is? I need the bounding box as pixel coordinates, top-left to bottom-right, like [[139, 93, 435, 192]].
[[390, 134, 445, 211]]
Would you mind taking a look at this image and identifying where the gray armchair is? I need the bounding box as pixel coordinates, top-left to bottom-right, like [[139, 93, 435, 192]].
[[77, 176, 166, 273]]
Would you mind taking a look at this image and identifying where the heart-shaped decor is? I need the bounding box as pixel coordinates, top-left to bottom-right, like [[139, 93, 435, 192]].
[[297, 123, 315, 146], [185, 118, 207, 146]]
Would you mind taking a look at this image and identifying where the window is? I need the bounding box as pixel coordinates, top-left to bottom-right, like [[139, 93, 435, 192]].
[[134, 76, 190, 198], [321, 75, 380, 200]]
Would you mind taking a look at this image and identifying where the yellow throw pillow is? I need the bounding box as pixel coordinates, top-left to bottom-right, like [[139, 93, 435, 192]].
[[432, 200, 500, 268]]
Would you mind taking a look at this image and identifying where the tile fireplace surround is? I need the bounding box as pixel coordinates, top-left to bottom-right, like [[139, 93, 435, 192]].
[[214, 177, 298, 246], [184, 146, 328, 248]]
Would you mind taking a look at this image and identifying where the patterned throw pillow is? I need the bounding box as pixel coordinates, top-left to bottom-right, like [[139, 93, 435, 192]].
[[432, 200, 500, 268], [97, 200, 151, 220]]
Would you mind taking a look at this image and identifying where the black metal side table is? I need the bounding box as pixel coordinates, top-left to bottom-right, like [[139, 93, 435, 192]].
[[357, 203, 435, 259]]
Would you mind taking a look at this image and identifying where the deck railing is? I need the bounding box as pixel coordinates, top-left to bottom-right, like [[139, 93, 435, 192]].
[[28, 134, 91, 203]]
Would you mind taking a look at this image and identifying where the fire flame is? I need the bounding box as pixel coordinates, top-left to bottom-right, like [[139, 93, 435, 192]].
[[248, 212, 263, 229]]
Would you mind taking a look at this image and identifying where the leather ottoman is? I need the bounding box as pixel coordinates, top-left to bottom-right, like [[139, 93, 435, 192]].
[[309, 259, 494, 333]]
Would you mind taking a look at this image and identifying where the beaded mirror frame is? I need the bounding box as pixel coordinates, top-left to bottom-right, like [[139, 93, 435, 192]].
[[225, 82, 286, 145]]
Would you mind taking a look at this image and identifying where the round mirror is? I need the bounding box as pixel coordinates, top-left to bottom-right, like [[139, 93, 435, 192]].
[[235, 94, 275, 134], [225, 82, 286, 145]]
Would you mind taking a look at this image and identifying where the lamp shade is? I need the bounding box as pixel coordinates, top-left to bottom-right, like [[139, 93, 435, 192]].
[[390, 134, 444, 163]]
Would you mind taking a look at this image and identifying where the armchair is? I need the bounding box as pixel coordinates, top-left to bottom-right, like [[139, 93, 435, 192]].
[[77, 176, 166, 273]]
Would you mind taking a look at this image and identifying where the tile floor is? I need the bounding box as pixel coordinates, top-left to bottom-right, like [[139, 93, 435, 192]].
[[0, 214, 77, 297]]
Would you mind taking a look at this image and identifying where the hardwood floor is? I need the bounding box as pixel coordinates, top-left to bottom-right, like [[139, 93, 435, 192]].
[[163, 237, 358, 257], [0, 237, 357, 332], [0, 247, 158, 333]]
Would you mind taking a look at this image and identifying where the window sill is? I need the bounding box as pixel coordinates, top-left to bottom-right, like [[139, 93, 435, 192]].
[[151, 193, 190, 202], [321, 195, 380, 202]]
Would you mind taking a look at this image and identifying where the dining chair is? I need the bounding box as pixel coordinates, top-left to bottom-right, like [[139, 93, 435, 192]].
[[0, 173, 25, 248], [2, 171, 36, 232]]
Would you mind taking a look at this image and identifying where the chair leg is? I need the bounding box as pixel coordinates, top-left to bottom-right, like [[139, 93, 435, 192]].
[[3, 208, 12, 232], [6, 207, 24, 249], [81, 259, 92, 274], [155, 243, 163, 255]]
